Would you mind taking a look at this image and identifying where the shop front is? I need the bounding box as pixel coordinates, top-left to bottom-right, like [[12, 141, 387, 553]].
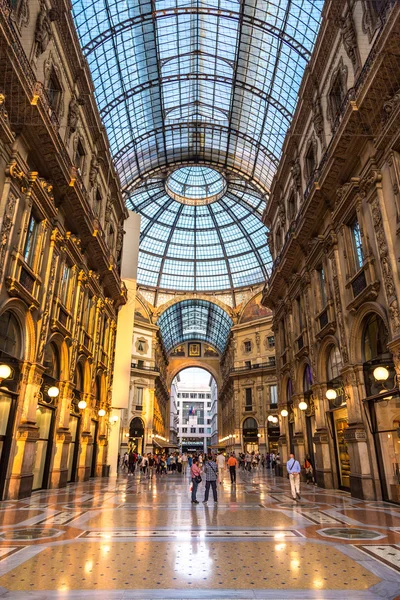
[[361, 313, 400, 503], [242, 417, 259, 453], [325, 345, 350, 490], [32, 343, 60, 491], [129, 417, 145, 455], [0, 311, 23, 499]]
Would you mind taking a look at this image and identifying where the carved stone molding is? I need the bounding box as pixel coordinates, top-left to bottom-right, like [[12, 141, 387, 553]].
[[0, 193, 17, 283], [382, 88, 400, 122], [37, 251, 58, 362], [339, 10, 360, 73], [361, 0, 382, 42], [312, 95, 325, 151], [363, 172, 400, 335], [329, 249, 349, 365]]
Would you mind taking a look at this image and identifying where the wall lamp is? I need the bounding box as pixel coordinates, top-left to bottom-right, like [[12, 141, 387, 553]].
[[78, 400, 87, 410], [280, 409, 288, 417], [0, 364, 13, 382], [98, 408, 106, 417], [298, 401, 308, 411], [47, 386, 60, 399]]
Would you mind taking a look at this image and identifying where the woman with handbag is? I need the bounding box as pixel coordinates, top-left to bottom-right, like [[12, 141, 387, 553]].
[[190, 457, 201, 504]]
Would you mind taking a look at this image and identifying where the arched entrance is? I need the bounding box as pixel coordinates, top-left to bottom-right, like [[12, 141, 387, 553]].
[[242, 417, 259, 453], [129, 417, 145, 455], [172, 367, 217, 455]]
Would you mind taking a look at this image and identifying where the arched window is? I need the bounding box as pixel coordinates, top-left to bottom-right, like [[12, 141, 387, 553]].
[[303, 365, 313, 393], [43, 342, 60, 380], [326, 345, 342, 382], [286, 379, 293, 402], [75, 362, 84, 393], [243, 417, 258, 430], [0, 311, 22, 359], [95, 375, 102, 406], [363, 314, 389, 362]]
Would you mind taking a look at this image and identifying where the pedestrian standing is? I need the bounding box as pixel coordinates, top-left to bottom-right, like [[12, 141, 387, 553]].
[[304, 454, 317, 485], [286, 453, 301, 500], [203, 456, 218, 504], [216, 451, 226, 485], [190, 457, 201, 504], [245, 452, 252, 471], [182, 452, 188, 476], [227, 453, 238, 484]]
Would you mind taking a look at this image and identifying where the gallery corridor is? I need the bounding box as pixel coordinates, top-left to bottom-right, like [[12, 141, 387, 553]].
[[0, 469, 398, 599]]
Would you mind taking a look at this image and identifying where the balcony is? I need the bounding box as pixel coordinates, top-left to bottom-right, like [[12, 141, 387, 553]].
[[230, 361, 276, 374], [131, 362, 160, 374], [346, 259, 380, 313]]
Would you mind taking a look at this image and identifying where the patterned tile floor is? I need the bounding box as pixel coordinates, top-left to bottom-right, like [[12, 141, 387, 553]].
[[0, 469, 399, 599]]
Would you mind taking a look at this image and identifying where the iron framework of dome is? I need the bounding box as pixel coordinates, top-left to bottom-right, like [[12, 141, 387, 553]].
[[71, 0, 323, 298], [128, 169, 272, 295], [157, 299, 233, 354]]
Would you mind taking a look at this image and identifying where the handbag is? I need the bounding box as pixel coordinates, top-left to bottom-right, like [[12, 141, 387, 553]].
[[195, 475, 202, 483]]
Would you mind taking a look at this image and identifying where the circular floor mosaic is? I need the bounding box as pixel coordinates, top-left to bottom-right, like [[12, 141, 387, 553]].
[[0, 527, 61, 541], [318, 527, 383, 540]]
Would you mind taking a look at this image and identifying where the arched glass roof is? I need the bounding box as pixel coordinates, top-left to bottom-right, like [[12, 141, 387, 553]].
[[127, 172, 272, 294], [71, 0, 323, 194], [157, 300, 233, 354]]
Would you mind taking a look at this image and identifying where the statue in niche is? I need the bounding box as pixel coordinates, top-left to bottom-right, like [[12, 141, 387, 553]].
[[89, 153, 100, 189], [35, 4, 52, 57], [67, 95, 80, 137], [291, 157, 301, 189]]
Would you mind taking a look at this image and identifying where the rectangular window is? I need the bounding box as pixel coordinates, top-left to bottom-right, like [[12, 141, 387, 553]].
[[244, 340, 252, 353], [24, 214, 40, 268], [206, 394, 211, 398], [317, 266, 327, 307], [137, 359, 144, 368], [207, 402, 211, 407], [268, 336, 275, 348], [75, 140, 85, 171], [245, 360, 251, 368], [199, 428, 204, 434], [269, 356, 276, 366], [182, 427, 187, 433], [190, 427, 196, 434], [135, 388, 143, 410], [59, 263, 72, 307], [245, 388, 252, 411], [351, 219, 364, 270], [177, 393, 181, 398], [270, 385, 278, 406], [329, 74, 345, 120], [207, 428, 211, 434]]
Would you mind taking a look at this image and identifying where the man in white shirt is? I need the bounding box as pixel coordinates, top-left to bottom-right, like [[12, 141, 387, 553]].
[[286, 453, 301, 500], [216, 451, 226, 484]]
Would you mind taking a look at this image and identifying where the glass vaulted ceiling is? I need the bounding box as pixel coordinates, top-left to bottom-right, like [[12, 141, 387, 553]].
[[157, 299, 233, 353], [72, 0, 323, 299]]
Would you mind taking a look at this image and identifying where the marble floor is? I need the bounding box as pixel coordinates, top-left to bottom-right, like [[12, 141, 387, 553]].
[[0, 469, 399, 599]]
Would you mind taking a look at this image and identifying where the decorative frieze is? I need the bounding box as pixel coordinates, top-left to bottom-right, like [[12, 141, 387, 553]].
[[0, 192, 17, 283]]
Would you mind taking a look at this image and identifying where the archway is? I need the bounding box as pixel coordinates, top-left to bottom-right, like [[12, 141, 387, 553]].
[[129, 417, 145, 455], [171, 367, 217, 455], [242, 417, 259, 454]]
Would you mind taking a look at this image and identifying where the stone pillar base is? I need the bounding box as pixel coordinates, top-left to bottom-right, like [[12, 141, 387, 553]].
[[7, 473, 34, 499], [50, 468, 68, 489], [77, 466, 90, 482]]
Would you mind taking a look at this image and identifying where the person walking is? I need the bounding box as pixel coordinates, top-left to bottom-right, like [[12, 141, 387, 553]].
[[203, 455, 218, 504], [227, 453, 238, 484], [216, 451, 226, 485], [287, 453, 301, 500], [245, 452, 252, 471], [190, 457, 201, 504]]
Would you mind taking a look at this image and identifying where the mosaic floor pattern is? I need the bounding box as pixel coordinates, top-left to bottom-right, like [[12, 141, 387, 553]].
[[0, 469, 398, 599]]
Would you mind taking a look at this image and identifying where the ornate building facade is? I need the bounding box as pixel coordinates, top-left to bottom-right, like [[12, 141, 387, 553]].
[[262, 0, 400, 501], [0, 0, 127, 498], [219, 292, 278, 455]]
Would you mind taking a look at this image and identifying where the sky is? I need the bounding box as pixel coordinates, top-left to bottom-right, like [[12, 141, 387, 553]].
[[176, 367, 213, 388]]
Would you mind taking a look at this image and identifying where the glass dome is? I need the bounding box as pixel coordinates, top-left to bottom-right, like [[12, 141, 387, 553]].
[[127, 172, 272, 296], [166, 166, 226, 205]]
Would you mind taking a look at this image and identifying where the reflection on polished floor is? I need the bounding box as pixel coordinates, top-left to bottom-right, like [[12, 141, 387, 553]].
[[0, 470, 399, 599]]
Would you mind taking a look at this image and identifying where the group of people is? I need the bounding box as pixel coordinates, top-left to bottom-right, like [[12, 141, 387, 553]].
[[236, 451, 281, 471], [119, 447, 317, 504]]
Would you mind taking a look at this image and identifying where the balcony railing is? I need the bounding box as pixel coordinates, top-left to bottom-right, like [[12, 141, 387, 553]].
[[131, 362, 160, 373], [230, 361, 276, 373]]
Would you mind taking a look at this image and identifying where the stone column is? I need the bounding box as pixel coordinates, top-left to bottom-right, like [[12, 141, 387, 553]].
[[49, 381, 74, 489], [311, 384, 334, 489], [291, 394, 306, 468], [7, 363, 43, 499], [342, 366, 377, 499], [107, 408, 121, 476], [77, 392, 94, 482]]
